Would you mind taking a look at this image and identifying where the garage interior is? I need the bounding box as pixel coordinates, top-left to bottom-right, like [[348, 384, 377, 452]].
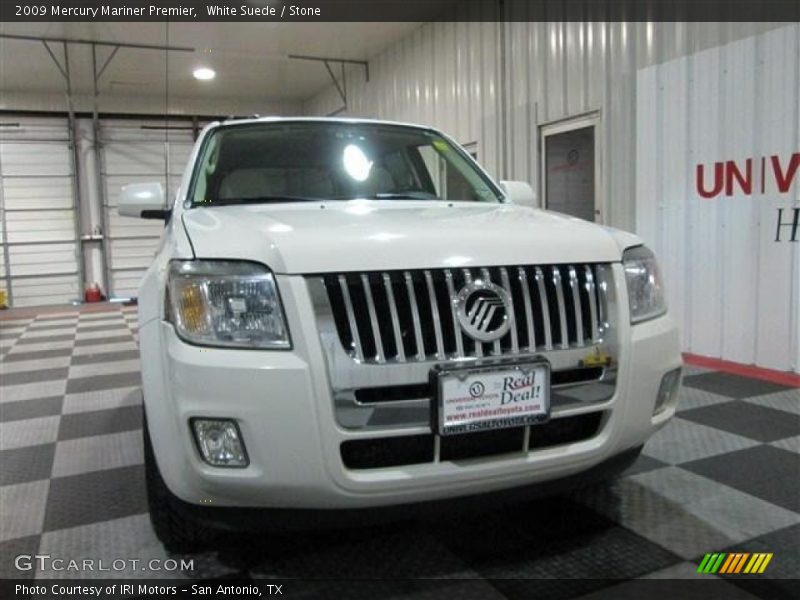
[[1, 8, 798, 598]]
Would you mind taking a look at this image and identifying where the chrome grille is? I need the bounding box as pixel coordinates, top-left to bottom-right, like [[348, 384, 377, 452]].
[[321, 264, 609, 363]]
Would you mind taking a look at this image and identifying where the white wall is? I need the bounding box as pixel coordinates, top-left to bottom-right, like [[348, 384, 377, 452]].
[[304, 9, 784, 232], [637, 25, 800, 373], [303, 8, 798, 371]]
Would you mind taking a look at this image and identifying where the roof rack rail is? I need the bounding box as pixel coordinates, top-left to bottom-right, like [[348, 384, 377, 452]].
[[223, 114, 280, 121]]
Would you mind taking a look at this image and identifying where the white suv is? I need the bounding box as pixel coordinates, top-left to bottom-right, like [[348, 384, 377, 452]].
[[119, 118, 682, 550]]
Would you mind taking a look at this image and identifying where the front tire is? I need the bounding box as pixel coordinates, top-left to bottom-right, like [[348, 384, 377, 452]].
[[143, 412, 215, 552]]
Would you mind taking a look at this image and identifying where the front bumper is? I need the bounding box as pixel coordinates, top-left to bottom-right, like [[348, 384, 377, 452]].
[[169, 446, 645, 532], [140, 270, 682, 510]]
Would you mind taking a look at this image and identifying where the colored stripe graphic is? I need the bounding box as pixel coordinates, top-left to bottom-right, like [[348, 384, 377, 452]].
[[733, 553, 750, 573], [698, 553, 728, 573], [697, 554, 713, 573], [711, 553, 726, 573], [758, 553, 773, 573], [719, 554, 736, 573], [744, 554, 760, 573], [720, 553, 736, 574], [703, 552, 775, 575]]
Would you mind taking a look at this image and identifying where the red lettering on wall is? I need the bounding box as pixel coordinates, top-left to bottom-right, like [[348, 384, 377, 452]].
[[725, 159, 752, 196], [696, 152, 798, 199], [771, 153, 800, 193], [696, 163, 724, 199]]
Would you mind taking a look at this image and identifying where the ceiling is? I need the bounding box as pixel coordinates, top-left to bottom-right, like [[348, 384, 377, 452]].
[[0, 21, 424, 104]]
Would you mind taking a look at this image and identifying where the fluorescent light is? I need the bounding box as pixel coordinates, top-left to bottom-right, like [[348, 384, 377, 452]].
[[193, 67, 216, 81]]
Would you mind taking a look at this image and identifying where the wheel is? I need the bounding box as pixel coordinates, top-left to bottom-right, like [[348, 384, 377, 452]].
[[143, 412, 215, 552]]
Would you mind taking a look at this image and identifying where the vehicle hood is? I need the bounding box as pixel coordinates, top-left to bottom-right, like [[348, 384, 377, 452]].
[[181, 201, 628, 274]]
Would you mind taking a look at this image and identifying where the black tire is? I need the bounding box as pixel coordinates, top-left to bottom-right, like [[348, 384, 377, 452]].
[[143, 412, 215, 552]]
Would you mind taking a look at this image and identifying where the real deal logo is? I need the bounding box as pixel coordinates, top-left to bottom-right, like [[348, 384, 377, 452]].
[[500, 374, 541, 405]]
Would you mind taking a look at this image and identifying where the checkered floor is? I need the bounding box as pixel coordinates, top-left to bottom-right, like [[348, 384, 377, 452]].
[[1, 305, 798, 598]]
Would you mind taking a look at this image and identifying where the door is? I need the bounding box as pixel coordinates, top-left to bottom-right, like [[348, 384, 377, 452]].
[[0, 116, 81, 307], [100, 119, 195, 299], [540, 115, 600, 222]]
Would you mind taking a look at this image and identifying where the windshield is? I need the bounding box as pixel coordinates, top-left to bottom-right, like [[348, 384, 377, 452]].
[[189, 122, 503, 206]]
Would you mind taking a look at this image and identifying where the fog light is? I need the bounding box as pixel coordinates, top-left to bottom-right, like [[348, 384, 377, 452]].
[[191, 418, 248, 467], [654, 368, 682, 415]]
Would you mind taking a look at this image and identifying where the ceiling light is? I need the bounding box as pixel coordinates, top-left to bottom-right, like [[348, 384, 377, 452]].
[[343, 144, 373, 182], [193, 67, 216, 81]]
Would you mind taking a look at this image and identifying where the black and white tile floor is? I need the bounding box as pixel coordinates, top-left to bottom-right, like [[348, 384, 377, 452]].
[[1, 305, 798, 598]]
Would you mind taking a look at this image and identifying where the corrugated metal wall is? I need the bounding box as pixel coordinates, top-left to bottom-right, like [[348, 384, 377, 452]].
[[303, 7, 797, 371], [305, 14, 783, 232], [0, 116, 81, 306], [637, 25, 800, 373]]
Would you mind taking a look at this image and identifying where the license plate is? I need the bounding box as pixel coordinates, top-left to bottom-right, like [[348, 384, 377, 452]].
[[435, 361, 550, 436]]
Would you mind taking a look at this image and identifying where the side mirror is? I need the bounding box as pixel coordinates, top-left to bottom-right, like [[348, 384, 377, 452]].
[[119, 182, 170, 220], [500, 180, 538, 208]]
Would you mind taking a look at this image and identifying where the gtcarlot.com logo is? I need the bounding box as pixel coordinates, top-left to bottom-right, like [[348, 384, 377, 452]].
[[15, 554, 194, 572], [697, 552, 773, 574]]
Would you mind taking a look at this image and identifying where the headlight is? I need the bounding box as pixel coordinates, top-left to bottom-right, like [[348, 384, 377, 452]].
[[166, 260, 290, 349], [623, 246, 667, 324]]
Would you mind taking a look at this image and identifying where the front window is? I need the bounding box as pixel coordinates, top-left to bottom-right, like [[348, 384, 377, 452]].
[[189, 122, 503, 206]]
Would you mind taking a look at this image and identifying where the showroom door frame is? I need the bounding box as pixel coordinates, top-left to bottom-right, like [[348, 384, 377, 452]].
[[539, 111, 603, 223]]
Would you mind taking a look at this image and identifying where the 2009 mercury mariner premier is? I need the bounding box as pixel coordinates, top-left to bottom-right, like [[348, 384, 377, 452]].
[[119, 117, 681, 549]]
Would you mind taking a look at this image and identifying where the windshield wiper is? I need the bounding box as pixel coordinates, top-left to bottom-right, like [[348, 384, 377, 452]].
[[372, 191, 438, 200], [201, 195, 320, 206]]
